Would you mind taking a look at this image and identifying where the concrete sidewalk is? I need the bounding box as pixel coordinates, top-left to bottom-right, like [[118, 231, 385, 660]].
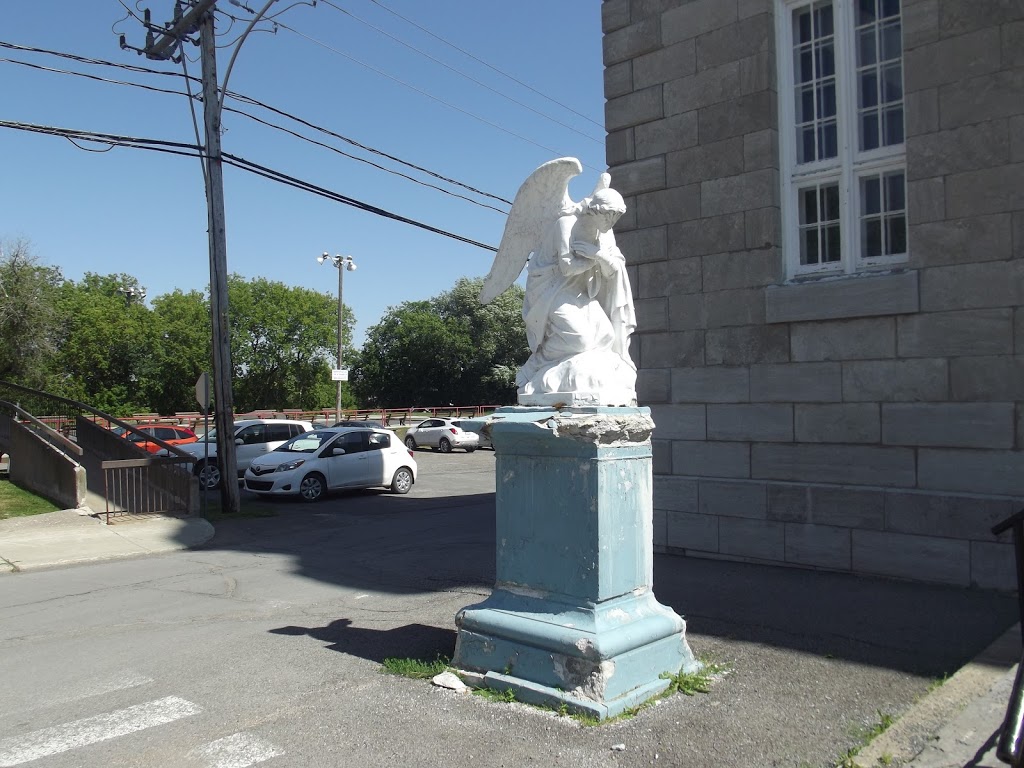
[[0, 507, 214, 573], [0, 506, 1020, 767]]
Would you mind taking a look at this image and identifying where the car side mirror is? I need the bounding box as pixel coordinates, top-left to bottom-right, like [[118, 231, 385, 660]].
[[235, 438, 244, 446], [331, 447, 346, 456]]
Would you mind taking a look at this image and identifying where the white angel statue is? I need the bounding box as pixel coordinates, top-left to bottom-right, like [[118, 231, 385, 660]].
[[480, 157, 637, 407]]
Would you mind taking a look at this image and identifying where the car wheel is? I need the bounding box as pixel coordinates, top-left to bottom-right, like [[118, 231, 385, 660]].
[[196, 460, 221, 490], [390, 467, 413, 494], [405, 436, 417, 450], [438, 437, 452, 453], [299, 472, 326, 502]]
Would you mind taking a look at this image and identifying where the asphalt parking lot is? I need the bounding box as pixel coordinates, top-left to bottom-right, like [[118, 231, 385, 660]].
[[195, 445, 1018, 767]]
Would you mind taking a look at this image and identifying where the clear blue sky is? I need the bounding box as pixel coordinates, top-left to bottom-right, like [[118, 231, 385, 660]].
[[0, 1, 607, 347]]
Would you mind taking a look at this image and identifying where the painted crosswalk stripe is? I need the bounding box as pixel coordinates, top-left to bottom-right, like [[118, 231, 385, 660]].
[[0, 696, 201, 767], [195, 732, 283, 768], [48, 672, 154, 708]]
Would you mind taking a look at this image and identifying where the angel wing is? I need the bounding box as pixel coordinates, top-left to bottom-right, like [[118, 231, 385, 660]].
[[478, 157, 582, 305]]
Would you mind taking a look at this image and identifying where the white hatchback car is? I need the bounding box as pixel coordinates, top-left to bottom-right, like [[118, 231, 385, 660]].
[[171, 418, 313, 490], [403, 418, 480, 453], [244, 427, 417, 502]]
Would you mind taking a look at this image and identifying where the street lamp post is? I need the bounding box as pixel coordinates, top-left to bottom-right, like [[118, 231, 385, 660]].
[[318, 252, 356, 423], [117, 286, 147, 306]]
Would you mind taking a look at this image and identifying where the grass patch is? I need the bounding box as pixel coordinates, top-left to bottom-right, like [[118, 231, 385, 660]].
[[0, 477, 60, 519], [381, 655, 451, 680], [377, 652, 729, 727], [836, 710, 897, 768], [662, 658, 730, 696], [474, 687, 517, 703]]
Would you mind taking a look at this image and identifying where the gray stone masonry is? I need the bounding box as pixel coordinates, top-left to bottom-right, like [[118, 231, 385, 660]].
[[608, 0, 1022, 589]]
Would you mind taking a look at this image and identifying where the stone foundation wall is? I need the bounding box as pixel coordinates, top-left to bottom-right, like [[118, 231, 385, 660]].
[[603, 0, 1024, 588]]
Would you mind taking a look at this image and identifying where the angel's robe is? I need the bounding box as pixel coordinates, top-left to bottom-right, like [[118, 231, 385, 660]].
[[516, 213, 637, 400]]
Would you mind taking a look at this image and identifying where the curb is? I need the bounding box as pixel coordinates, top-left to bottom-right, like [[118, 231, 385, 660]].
[[853, 624, 1019, 767]]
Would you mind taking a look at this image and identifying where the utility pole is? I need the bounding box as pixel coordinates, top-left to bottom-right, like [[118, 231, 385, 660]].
[[141, 0, 239, 514], [199, 7, 240, 516]]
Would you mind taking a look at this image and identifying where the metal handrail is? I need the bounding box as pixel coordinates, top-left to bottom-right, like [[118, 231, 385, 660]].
[[992, 508, 1024, 767], [0, 399, 82, 457]]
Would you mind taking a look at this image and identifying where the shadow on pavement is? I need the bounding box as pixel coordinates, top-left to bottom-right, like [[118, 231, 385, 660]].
[[193, 478, 1018, 680], [269, 618, 457, 664]]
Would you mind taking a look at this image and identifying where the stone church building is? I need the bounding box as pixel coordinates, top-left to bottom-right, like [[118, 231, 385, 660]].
[[603, 0, 1023, 588]]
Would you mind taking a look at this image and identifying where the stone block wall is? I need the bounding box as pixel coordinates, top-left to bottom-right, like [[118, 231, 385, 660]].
[[603, 0, 1024, 589]]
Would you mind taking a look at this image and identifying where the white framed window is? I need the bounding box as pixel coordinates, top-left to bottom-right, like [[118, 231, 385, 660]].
[[777, 0, 908, 277]]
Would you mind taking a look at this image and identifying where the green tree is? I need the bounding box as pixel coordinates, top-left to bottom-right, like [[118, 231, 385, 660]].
[[0, 239, 62, 387], [352, 277, 527, 407], [52, 272, 155, 414], [144, 289, 211, 414], [227, 275, 345, 412]]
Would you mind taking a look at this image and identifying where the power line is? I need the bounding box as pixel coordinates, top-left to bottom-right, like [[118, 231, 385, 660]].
[[0, 119, 498, 252], [221, 103, 510, 213], [317, 0, 603, 145], [363, 0, 605, 132], [222, 90, 513, 206], [273, 21, 596, 168], [0, 40, 513, 206]]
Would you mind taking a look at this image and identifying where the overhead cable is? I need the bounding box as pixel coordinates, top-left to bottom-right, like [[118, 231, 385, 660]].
[[0, 40, 512, 206], [274, 21, 592, 167], [318, 0, 603, 145], [0, 119, 498, 253], [363, 0, 605, 131]]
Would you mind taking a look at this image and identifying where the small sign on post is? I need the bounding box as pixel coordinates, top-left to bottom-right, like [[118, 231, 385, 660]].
[[331, 369, 349, 382], [195, 372, 211, 411]]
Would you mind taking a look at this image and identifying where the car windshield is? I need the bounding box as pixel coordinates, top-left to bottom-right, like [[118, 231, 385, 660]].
[[278, 430, 336, 453], [201, 429, 217, 442]]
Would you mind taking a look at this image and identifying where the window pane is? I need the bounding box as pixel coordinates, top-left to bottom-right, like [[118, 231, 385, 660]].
[[862, 176, 881, 215], [861, 112, 880, 151], [881, 0, 900, 19], [884, 172, 905, 212], [882, 63, 903, 103], [801, 228, 820, 265], [887, 216, 907, 254], [857, 0, 877, 25], [796, 8, 812, 43], [883, 107, 904, 146], [863, 219, 883, 257], [818, 82, 837, 118], [823, 184, 840, 221], [799, 126, 816, 164], [798, 85, 816, 123], [824, 224, 842, 262], [801, 187, 819, 224], [860, 71, 879, 108], [815, 3, 834, 37], [816, 42, 836, 77], [821, 122, 838, 158], [881, 21, 902, 61], [797, 46, 815, 83], [858, 28, 877, 66]]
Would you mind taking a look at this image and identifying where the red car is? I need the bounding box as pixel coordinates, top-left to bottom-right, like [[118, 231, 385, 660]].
[[124, 424, 199, 454]]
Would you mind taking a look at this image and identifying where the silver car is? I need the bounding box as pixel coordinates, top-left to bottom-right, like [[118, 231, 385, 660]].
[[403, 418, 479, 453]]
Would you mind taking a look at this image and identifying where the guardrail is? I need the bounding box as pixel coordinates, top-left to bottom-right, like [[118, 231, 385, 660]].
[[0, 381, 200, 519], [100, 455, 196, 524], [992, 508, 1024, 767]]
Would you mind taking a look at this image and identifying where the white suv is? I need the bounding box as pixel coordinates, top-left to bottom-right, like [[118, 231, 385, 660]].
[[172, 418, 313, 489]]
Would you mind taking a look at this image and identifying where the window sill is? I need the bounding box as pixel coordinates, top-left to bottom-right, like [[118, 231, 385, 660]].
[[765, 270, 919, 324]]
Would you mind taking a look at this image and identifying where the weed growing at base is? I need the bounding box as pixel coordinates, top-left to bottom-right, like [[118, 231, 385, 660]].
[[379, 652, 729, 726], [381, 655, 450, 680], [835, 710, 896, 768]]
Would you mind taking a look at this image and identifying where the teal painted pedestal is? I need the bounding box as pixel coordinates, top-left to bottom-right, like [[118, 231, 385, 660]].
[[453, 406, 696, 719]]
